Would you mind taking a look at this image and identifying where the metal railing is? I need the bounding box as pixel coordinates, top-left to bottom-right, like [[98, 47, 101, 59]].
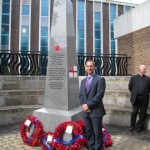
[[77, 53, 130, 76], [0, 51, 130, 76], [0, 50, 48, 75]]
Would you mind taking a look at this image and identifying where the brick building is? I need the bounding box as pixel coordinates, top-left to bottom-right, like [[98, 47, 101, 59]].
[[114, 0, 150, 75], [0, 0, 136, 55]]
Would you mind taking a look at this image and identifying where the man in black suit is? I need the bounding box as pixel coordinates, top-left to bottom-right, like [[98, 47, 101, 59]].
[[79, 60, 106, 150], [128, 64, 150, 133]]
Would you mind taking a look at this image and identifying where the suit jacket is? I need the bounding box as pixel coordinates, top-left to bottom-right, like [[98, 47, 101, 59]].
[[128, 74, 150, 104], [79, 74, 106, 118]]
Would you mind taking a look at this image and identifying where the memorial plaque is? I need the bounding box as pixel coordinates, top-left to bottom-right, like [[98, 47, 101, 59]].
[[34, 0, 82, 132]]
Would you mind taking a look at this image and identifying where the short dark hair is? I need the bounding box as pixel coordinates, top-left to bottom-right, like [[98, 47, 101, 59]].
[[85, 59, 95, 66]]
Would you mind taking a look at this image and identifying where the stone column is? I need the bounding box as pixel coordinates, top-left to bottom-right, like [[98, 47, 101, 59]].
[[33, 0, 82, 132]]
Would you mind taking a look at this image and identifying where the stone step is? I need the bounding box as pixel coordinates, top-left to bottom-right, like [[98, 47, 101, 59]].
[[0, 105, 42, 126], [0, 76, 46, 91], [103, 97, 131, 108], [105, 90, 130, 97], [103, 106, 150, 130], [0, 90, 44, 106]]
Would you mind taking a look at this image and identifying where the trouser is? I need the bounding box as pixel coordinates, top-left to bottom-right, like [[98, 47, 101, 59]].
[[83, 116, 103, 150], [131, 95, 149, 129]]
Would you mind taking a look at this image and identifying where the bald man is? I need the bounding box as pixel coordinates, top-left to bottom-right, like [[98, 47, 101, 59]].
[[128, 64, 150, 132]]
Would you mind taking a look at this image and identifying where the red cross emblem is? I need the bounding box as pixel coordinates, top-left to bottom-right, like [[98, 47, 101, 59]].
[[69, 66, 78, 78]]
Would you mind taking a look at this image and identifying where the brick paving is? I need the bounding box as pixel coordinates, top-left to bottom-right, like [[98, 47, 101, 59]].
[[0, 124, 150, 150]]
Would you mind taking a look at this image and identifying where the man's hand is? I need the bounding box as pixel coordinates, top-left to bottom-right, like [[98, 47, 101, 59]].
[[82, 104, 91, 113]]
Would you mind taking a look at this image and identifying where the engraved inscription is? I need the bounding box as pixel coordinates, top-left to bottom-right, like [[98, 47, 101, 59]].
[[48, 68, 66, 89]]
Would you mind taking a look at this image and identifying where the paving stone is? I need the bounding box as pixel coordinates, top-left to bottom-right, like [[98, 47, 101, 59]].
[[0, 124, 150, 150]]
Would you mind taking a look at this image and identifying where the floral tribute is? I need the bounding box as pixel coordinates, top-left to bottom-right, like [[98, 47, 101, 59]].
[[41, 132, 55, 150], [52, 121, 87, 150], [20, 116, 44, 147], [20, 116, 113, 150], [102, 125, 113, 149]]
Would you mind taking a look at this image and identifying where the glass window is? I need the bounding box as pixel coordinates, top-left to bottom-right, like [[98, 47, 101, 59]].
[[78, 20, 84, 28], [77, 0, 85, 53], [21, 36, 29, 45], [78, 0, 84, 10], [3, 0, 10, 4], [110, 4, 116, 13], [95, 21, 100, 29], [41, 37, 48, 46], [78, 39, 84, 48], [22, 0, 30, 4], [95, 48, 100, 54], [111, 32, 114, 39], [22, 16, 29, 25], [41, 46, 48, 52], [21, 45, 28, 51], [111, 41, 115, 49], [95, 40, 101, 48], [2, 25, 9, 34], [95, 12, 100, 20], [78, 10, 84, 20], [78, 47, 84, 53], [111, 23, 114, 31], [78, 29, 84, 38], [110, 14, 116, 22], [21, 26, 29, 35], [125, 6, 131, 12], [2, 15, 9, 24], [2, 4, 10, 14], [95, 30, 100, 39], [41, 27, 48, 36], [1, 35, 9, 45], [41, 17, 48, 26], [41, 7, 48, 16], [41, 0, 48, 7], [22, 5, 29, 15], [1, 45, 9, 50]]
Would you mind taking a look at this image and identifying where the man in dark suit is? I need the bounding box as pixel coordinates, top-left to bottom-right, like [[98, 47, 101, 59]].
[[79, 60, 106, 150], [128, 64, 150, 133]]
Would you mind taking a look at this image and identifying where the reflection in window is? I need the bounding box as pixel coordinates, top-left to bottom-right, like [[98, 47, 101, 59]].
[[125, 6, 131, 12], [77, 0, 85, 53], [40, 0, 49, 52], [94, 2, 101, 55], [1, 0, 10, 50], [110, 4, 116, 54], [20, 1, 30, 51], [22, 5, 29, 15]]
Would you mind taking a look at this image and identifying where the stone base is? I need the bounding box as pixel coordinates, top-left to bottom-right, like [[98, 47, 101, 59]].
[[33, 106, 82, 132]]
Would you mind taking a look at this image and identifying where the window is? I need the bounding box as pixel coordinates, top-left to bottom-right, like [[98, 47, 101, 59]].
[[110, 4, 116, 54], [40, 0, 49, 52], [77, 0, 85, 53], [20, 1, 30, 51], [0, 0, 10, 50], [94, 2, 101, 55]]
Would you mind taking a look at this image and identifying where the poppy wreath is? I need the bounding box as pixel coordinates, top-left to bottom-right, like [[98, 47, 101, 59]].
[[52, 121, 87, 150], [75, 120, 88, 148], [42, 132, 55, 150], [20, 116, 44, 147], [102, 125, 113, 148]]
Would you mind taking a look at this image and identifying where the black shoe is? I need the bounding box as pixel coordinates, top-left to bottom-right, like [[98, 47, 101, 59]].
[[137, 128, 142, 133], [129, 126, 134, 131]]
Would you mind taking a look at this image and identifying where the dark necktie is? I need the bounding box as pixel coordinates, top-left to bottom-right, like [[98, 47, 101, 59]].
[[85, 77, 91, 93]]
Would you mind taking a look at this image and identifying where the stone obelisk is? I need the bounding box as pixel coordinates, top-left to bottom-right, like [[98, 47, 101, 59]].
[[33, 0, 82, 132]]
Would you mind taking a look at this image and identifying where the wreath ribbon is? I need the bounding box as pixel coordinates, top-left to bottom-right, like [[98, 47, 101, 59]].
[[26, 119, 38, 144], [42, 137, 55, 150], [54, 134, 86, 146]]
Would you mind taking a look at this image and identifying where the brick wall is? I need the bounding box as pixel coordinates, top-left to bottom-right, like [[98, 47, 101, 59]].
[[118, 26, 150, 75]]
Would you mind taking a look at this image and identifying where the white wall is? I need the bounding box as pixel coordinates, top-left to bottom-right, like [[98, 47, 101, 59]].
[[114, 0, 150, 38]]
